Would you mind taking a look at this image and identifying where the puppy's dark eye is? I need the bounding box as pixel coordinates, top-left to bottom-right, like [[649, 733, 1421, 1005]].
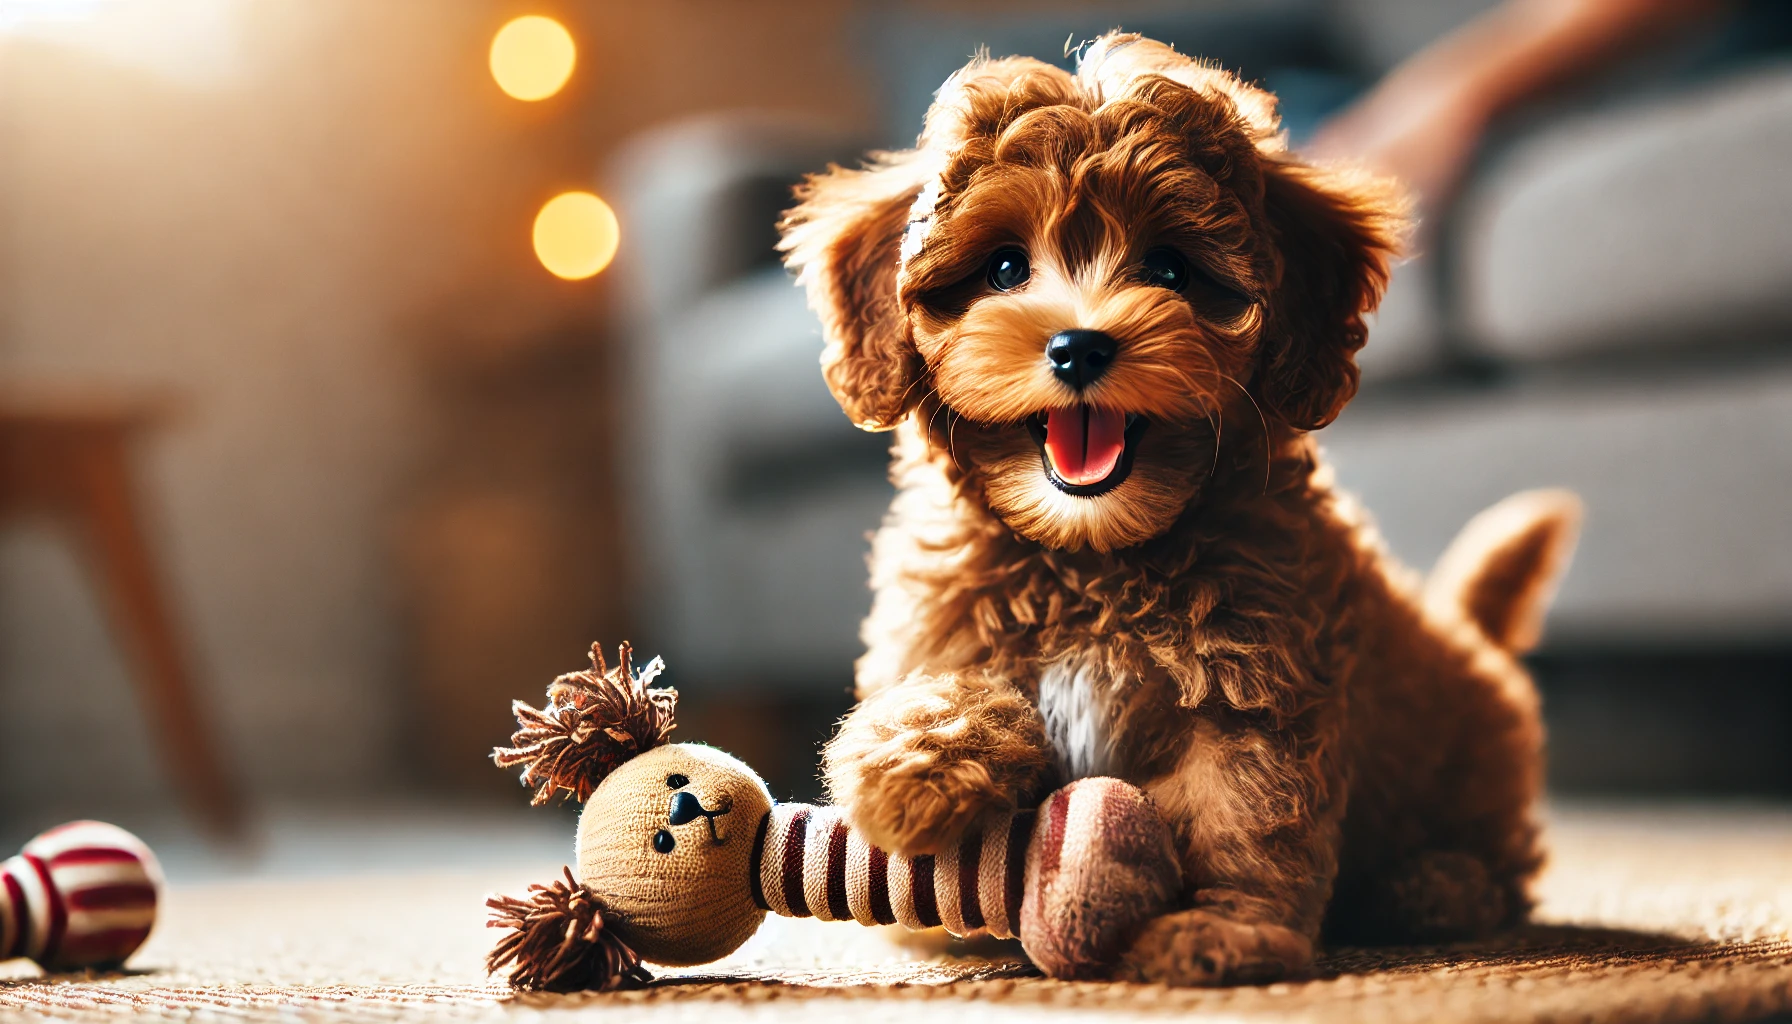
[[1144, 247, 1255, 321], [665, 773, 688, 789], [1140, 247, 1188, 291], [987, 248, 1030, 291], [653, 829, 676, 853]]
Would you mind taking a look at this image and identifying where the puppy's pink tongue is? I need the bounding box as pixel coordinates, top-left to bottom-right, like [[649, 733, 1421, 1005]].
[[1045, 407, 1126, 486]]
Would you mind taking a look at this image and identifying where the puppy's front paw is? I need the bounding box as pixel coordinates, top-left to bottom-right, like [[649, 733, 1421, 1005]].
[[825, 673, 1048, 855], [1114, 908, 1313, 987]]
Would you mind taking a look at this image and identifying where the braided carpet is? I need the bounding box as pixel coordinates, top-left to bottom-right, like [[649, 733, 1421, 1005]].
[[4, 803, 1792, 1022]]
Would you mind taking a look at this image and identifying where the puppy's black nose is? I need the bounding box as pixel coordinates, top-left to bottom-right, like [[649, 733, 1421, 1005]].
[[1046, 330, 1117, 390]]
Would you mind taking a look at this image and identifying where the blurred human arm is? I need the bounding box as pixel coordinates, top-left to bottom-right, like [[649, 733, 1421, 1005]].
[[1309, 0, 1731, 213]]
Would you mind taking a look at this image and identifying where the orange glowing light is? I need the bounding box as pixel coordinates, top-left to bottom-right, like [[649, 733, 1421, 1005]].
[[533, 192, 619, 280], [489, 15, 575, 101]]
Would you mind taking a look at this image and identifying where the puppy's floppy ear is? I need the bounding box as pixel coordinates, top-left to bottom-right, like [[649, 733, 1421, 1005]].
[[782, 52, 1084, 431], [780, 156, 927, 431], [1254, 159, 1406, 431]]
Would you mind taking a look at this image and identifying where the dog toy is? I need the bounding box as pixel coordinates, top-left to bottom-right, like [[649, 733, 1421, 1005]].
[[1, 820, 162, 971], [485, 643, 1181, 991]]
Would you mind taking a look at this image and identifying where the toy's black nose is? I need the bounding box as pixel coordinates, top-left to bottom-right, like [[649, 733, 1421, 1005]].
[[1046, 329, 1117, 389], [668, 790, 731, 844], [668, 791, 708, 827]]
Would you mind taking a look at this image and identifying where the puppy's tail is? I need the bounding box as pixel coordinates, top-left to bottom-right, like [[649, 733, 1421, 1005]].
[[1424, 490, 1583, 654]]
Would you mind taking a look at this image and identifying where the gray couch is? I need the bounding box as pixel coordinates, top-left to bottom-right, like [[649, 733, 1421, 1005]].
[[1333, 63, 1792, 642], [607, 51, 1792, 696], [609, 114, 886, 690]]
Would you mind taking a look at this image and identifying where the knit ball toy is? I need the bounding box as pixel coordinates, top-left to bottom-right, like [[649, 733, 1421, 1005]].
[[485, 643, 1182, 991], [0, 820, 162, 971]]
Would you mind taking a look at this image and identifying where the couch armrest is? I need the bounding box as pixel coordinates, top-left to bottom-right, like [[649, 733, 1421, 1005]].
[[607, 112, 864, 335]]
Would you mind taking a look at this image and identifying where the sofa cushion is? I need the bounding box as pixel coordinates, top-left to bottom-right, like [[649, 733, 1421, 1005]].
[[1323, 360, 1792, 643], [1458, 65, 1792, 363], [1359, 254, 1447, 381], [621, 270, 891, 683]]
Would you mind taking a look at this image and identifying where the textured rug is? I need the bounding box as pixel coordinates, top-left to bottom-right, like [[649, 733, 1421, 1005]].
[[4, 803, 1792, 1022]]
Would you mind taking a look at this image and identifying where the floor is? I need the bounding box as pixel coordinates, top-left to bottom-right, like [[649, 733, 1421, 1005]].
[[5, 801, 1792, 1022]]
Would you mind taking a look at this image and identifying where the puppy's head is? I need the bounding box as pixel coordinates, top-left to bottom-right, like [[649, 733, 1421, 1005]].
[[781, 34, 1404, 552]]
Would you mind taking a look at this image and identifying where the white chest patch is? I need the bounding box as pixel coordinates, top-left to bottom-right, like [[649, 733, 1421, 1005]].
[[1036, 657, 1117, 781]]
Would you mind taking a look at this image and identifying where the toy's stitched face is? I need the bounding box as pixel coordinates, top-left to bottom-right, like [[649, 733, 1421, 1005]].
[[575, 744, 772, 966], [897, 79, 1274, 553]]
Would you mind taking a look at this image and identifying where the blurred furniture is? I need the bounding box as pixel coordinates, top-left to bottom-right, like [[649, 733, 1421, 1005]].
[[396, 325, 629, 796], [1323, 63, 1792, 644], [609, 17, 1792, 695], [0, 391, 242, 835], [610, 114, 884, 692]]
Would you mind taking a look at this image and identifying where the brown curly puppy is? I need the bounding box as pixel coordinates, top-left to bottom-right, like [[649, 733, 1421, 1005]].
[[779, 32, 1580, 986]]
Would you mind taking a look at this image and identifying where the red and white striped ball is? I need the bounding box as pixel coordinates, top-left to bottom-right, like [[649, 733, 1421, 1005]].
[[0, 821, 162, 971]]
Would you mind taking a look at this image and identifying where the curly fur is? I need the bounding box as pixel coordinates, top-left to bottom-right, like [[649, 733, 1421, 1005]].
[[781, 33, 1579, 985], [824, 672, 1052, 854]]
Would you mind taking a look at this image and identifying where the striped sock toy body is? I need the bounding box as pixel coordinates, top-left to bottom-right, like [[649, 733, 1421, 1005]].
[[750, 804, 1035, 940], [747, 777, 1183, 978]]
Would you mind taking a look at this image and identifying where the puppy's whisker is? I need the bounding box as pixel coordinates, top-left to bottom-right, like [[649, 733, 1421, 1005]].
[[1219, 373, 1271, 496], [947, 406, 965, 473], [923, 386, 950, 452], [893, 373, 931, 418], [1205, 408, 1223, 482]]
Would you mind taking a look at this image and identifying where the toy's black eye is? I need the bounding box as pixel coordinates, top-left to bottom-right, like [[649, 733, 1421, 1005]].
[[987, 248, 1030, 291], [653, 829, 676, 853], [1140, 248, 1188, 291], [665, 773, 688, 789]]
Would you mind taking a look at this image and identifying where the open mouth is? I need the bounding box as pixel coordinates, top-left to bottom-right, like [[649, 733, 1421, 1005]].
[[1025, 407, 1147, 496]]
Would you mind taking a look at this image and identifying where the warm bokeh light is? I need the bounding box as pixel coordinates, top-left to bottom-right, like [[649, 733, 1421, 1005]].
[[488, 15, 575, 101], [533, 191, 619, 280]]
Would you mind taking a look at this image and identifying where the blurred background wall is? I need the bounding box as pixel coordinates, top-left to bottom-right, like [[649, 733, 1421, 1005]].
[[0, 0, 869, 824], [1, 0, 1787, 836]]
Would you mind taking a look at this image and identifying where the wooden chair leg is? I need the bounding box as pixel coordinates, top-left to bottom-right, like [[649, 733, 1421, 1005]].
[[69, 439, 244, 837]]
